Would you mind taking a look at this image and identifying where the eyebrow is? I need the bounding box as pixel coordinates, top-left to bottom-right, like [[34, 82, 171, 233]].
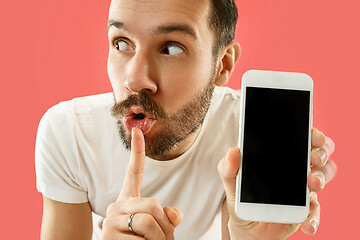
[[154, 24, 198, 40], [108, 20, 198, 40], [108, 20, 127, 31]]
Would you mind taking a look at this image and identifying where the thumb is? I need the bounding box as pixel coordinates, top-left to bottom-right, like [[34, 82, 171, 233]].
[[163, 206, 184, 228], [217, 147, 241, 203]]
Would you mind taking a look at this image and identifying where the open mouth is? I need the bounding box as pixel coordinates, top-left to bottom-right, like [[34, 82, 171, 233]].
[[133, 113, 146, 120], [122, 108, 155, 134]]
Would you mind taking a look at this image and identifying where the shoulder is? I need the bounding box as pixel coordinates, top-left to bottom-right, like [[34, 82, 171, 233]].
[[196, 86, 241, 155], [35, 93, 118, 203], [213, 86, 241, 100], [39, 93, 114, 133], [44, 92, 113, 121], [210, 86, 241, 114], [212, 86, 241, 107], [36, 92, 117, 167]]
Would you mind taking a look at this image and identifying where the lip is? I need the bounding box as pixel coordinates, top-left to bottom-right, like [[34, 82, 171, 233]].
[[123, 106, 155, 119], [122, 106, 156, 134]]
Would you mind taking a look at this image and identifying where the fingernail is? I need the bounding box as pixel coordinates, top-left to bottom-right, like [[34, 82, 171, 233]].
[[313, 172, 324, 189], [131, 127, 135, 135], [173, 206, 184, 221], [316, 148, 327, 164], [310, 219, 318, 233], [167, 207, 180, 221]]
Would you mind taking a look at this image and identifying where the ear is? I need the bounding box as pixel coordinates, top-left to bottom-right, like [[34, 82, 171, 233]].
[[215, 41, 241, 86]]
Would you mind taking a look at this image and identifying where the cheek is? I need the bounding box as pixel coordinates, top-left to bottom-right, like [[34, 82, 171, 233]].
[[157, 63, 212, 114]]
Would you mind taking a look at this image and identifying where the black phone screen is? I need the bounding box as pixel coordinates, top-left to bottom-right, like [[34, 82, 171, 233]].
[[240, 87, 310, 206]]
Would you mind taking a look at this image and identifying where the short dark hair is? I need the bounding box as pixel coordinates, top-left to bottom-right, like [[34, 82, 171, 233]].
[[208, 0, 238, 56]]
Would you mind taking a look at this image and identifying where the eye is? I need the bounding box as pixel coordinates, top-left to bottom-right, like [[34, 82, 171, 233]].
[[113, 38, 133, 52], [161, 43, 185, 56]]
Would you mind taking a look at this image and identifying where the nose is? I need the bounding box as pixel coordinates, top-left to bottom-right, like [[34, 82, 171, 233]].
[[124, 52, 158, 95]]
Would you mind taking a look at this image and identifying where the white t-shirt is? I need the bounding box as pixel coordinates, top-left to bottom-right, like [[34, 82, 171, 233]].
[[35, 86, 241, 239]]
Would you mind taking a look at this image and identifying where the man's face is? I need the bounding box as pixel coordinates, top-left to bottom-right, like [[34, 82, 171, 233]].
[[108, 0, 218, 160]]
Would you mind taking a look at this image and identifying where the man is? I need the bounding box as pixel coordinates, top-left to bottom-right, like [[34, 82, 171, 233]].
[[35, 0, 337, 239]]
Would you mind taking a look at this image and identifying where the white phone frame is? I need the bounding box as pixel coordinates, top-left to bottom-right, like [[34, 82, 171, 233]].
[[235, 70, 313, 223]]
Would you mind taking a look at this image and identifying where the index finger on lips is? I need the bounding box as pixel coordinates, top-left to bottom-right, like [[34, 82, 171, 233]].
[[311, 130, 335, 168], [118, 127, 146, 200]]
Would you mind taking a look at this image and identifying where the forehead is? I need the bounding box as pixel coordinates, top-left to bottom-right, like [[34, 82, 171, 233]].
[[108, 0, 211, 35]]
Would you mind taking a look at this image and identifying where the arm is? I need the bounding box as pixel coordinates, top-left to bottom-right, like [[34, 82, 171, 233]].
[[41, 197, 93, 240]]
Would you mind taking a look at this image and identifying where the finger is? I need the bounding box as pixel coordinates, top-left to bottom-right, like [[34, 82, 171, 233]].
[[107, 198, 176, 239], [132, 213, 168, 240], [308, 160, 337, 191], [164, 206, 184, 228], [118, 127, 146, 200], [301, 192, 320, 236], [217, 147, 240, 203], [311, 128, 326, 148], [311, 134, 335, 168], [103, 213, 166, 240], [101, 228, 145, 240]]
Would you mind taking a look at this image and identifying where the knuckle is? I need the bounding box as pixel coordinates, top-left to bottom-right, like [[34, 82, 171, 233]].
[[146, 198, 162, 212], [106, 202, 116, 216], [106, 202, 117, 216], [102, 217, 111, 229], [310, 191, 318, 201], [139, 214, 156, 229], [310, 194, 320, 210], [313, 198, 320, 209]]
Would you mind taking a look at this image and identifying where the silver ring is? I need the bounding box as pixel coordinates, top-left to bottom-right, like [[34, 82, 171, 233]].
[[128, 213, 136, 233]]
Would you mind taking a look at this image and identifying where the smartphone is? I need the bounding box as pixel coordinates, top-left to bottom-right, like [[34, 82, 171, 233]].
[[235, 70, 313, 223]]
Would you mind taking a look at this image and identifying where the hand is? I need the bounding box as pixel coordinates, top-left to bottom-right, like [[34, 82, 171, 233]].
[[217, 128, 337, 240], [102, 128, 183, 240]]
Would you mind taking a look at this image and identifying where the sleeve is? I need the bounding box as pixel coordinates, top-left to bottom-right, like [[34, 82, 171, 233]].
[[35, 103, 88, 203]]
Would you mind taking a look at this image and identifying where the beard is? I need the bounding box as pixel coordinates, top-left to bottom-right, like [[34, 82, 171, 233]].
[[111, 78, 216, 159]]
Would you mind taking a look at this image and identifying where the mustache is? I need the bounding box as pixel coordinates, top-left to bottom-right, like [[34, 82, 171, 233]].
[[111, 92, 169, 120]]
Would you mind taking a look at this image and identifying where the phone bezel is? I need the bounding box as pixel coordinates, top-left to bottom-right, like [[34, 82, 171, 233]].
[[235, 70, 313, 223]]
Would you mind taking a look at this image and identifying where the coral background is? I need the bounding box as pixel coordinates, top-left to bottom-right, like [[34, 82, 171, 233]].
[[1, 0, 359, 239]]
